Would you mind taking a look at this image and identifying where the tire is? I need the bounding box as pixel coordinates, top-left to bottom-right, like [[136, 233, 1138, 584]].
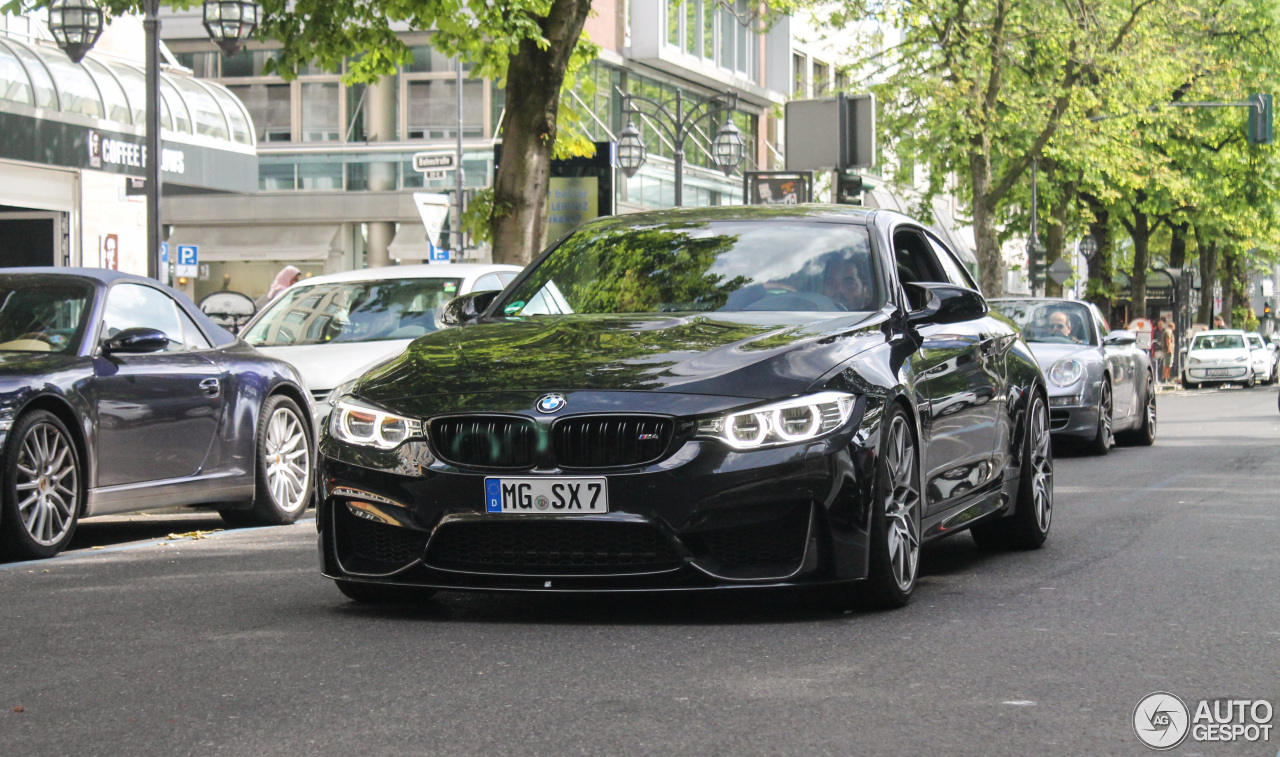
[[844, 404, 922, 610], [1084, 379, 1112, 456], [0, 410, 82, 560], [220, 394, 313, 527], [971, 392, 1052, 551], [1245, 371, 1256, 389], [335, 580, 437, 604], [1183, 373, 1199, 389], [1117, 372, 1156, 447]]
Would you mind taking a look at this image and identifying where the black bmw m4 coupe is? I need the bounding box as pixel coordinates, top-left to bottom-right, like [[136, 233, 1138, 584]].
[[319, 205, 1052, 608]]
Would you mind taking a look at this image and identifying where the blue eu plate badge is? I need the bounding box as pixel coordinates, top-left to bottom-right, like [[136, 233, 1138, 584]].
[[485, 479, 502, 513]]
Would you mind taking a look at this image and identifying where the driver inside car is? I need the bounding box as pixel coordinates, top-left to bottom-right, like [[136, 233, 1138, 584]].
[[821, 252, 872, 311], [1048, 310, 1083, 344]]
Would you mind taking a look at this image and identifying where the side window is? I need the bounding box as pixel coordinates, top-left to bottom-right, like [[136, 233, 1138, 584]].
[[892, 228, 949, 298], [472, 273, 504, 293], [925, 232, 979, 290], [177, 308, 212, 350], [100, 284, 184, 352], [497, 272, 518, 286]]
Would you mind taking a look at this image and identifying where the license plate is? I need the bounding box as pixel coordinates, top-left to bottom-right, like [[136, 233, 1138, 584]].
[[484, 477, 609, 514], [1206, 369, 1233, 377]]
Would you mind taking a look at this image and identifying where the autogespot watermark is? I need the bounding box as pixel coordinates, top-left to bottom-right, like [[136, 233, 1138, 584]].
[[1134, 692, 1274, 750]]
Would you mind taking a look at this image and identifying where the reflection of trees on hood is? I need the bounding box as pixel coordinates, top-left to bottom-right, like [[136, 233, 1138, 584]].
[[539, 224, 750, 313]]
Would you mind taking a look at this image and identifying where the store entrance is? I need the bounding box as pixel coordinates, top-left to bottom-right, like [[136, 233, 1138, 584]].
[[0, 211, 61, 268]]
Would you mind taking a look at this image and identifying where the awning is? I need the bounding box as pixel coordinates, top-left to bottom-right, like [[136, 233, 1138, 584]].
[[168, 225, 342, 261], [387, 221, 434, 262]]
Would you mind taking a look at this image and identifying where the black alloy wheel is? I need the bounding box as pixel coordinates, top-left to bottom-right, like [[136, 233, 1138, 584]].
[[1117, 372, 1156, 447], [971, 392, 1052, 550], [1, 410, 82, 559], [1085, 380, 1112, 456], [846, 403, 922, 609]]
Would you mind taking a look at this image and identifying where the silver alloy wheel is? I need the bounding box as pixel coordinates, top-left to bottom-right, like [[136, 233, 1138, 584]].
[[884, 415, 921, 592], [1145, 378, 1157, 432], [14, 422, 79, 546], [1099, 382, 1112, 447], [1029, 400, 1053, 533], [264, 406, 311, 514]]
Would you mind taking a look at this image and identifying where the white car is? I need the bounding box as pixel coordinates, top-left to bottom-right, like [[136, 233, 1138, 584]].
[[238, 263, 522, 420], [1246, 332, 1277, 385], [1182, 329, 1255, 389]]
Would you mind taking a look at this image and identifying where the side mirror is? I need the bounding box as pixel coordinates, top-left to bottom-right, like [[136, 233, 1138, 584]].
[[102, 327, 170, 355], [904, 282, 987, 326], [1103, 329, 1137, 346], [439, 290, 502, 327]]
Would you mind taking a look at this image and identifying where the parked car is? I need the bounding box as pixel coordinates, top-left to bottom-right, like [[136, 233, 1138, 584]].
[[318, 205, 1053, 609], [1245, 332, 1276, 385], [989, 297, 1156, 455], [238, 264, 522, 423], [0, 269, 315, 560], [1183, 330, 1255, 388]]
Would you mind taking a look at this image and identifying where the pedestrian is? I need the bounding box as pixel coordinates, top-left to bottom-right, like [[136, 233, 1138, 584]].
[[258, 265, 301, 307], [1152, 317, 1167, 381], [1159, 319, 1174, 382], [1213, 314, 1226, 329]]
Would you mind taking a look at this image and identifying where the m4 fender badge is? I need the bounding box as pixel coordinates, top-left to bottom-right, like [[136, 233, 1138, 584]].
[[637, 433, 662, 440], [536, 393, 567, 413]]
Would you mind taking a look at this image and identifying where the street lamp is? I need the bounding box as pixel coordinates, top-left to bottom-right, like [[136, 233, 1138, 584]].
[[620, 89, 745, 206], [49, 0, 260, 281], [47, 0, 104, 64]]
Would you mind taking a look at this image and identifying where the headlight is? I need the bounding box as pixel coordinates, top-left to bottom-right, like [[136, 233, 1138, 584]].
[[1048, 358, 1084, 387], [329, 398, 422, 449], [695, 391, 856, 450], [1188, 357, 1201, 365], [326, 380, 357, 407]]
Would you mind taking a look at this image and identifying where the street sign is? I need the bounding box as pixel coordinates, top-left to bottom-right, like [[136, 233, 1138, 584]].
[[428, 241, 450, 263], [422, 169, 447, 180], [1048, 259, 1074, 285], [175, 244, 198, 277], [160, 242, 169, 264], [412, 152, 457, 172]]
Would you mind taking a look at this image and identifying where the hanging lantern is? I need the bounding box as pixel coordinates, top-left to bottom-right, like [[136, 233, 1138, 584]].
[[617, 120, 647, 179], [712, 119, 747, 177], [203, 0, 260, 57], [48, 0, 105, 64]]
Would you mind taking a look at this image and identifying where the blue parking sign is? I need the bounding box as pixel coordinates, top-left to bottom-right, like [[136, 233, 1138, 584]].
[[160, 242, 169, 263], [428, 240, 450, 263], [175, 245, 198, 276]]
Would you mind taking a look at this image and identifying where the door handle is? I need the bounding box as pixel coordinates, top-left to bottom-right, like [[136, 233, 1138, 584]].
[[199, 377, 221, 397]]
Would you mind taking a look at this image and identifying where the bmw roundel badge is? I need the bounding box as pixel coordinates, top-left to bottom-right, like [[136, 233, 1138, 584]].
[[536, 393, 567, 413]]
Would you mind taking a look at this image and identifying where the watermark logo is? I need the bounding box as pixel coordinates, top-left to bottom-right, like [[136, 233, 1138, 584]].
[[1135, 692, 1274, 750], [1134, 692, 1190, 750]]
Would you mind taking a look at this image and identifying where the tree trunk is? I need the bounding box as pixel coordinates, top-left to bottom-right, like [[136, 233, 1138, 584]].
[[1127, 211, 1151, 320], [969, 141, 1003, 296], [1197, 235, 1218, 325], [1044, 167, 1073, 298], [1080, 194, 1114, 322], [1169, 221, 1189, 269], [1219, 247, 1237, 326], [488, 0, 594, 266]]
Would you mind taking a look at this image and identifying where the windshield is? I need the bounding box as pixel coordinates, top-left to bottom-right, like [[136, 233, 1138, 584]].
[[498, 220, 881, 316], [1193, 333, 1245, 350], [990, 300, 1097, 346], [243, 278, 462, 347], [1247, 336, 1264, 350], [0, 276, 93, 353]]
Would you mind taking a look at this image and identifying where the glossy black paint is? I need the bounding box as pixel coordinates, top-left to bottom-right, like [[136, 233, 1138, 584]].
[[319, 206, 1049, 593], [0, 269, 312, 524]]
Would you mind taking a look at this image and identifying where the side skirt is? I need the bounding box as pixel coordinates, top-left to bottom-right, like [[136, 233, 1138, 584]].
[[85, 472, 254, 517]]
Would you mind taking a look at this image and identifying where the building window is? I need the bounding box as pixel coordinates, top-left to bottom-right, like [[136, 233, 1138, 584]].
[[792, 53, 807, 97], [813, 61, 829, 96], [300, 81, 340, 142], [404, 78, 485, 140], [225, 82, 291, 142], [664, 0, 757, 82]]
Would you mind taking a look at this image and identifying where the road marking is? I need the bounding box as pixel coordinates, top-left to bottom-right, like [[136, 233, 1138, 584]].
[[0, 518, 315, 571]]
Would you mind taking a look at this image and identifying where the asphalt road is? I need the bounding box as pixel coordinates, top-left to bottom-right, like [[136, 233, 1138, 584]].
[[2, 387, 1279, 756]]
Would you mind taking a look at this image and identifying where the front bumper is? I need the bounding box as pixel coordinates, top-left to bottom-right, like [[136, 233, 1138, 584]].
[[317, 404, 880, 593], [1046, 380, 1101, 439], [1185, 366, 1249, 383]]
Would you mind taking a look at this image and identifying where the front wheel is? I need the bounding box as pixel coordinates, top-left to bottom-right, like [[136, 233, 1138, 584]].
[[221, 394, 313, 527], [1245, 371, 1257, 389], [0, 411, 82, 559], [972, 393, 1052, 550], [844, 405, 922, 610]]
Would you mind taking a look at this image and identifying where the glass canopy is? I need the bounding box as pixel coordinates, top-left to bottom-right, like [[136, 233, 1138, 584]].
[[0, 34, 255, 146]]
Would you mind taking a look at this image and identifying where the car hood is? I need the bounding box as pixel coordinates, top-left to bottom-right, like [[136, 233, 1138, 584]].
[[255, 340, 415, 393], [354, 312, 886, 407], [1188, 348, 1251, 363], [1023, 341, 1098, 373]]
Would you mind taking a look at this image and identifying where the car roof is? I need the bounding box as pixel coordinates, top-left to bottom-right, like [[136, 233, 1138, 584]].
[[1195, 329, 1247, 336], [287, 263, 522, 286], [582, 203, 878, 228], [0, 267, 155, 286]]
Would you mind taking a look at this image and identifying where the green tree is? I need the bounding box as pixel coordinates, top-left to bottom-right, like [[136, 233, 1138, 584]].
[[4, 0, 600, 266]]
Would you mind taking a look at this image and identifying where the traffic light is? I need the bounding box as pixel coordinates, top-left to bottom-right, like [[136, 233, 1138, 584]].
[[1248, 93, 1273, 145], [1028, 240, 1047, 286], [836, 171, 873, 205]]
